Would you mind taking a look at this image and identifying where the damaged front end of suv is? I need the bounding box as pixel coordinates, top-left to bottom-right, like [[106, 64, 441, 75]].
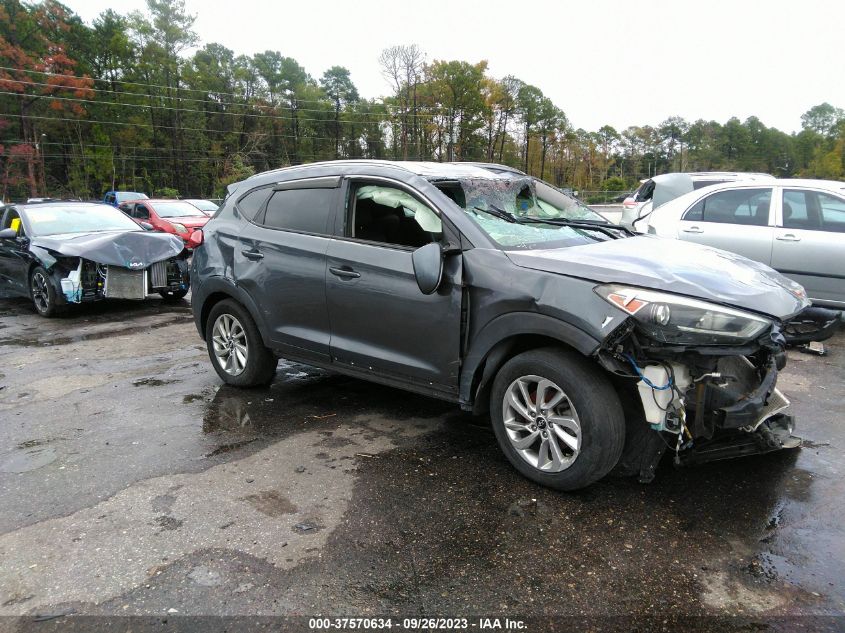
[[594, 282, 806, 482]]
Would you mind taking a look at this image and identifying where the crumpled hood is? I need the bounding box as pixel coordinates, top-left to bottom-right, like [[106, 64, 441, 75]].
[[31, 230, 184, 268], [506, 235, 810, 320]]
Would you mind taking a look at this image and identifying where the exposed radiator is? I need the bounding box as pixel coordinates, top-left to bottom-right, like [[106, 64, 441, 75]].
[[105, 267, 147, 300], [149, 261, 168, 288]]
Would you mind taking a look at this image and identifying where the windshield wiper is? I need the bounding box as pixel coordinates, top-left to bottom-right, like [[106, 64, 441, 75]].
[[472, 205, 632, 239], [470, 205, 519, 223], [516, 217, 635, 239]]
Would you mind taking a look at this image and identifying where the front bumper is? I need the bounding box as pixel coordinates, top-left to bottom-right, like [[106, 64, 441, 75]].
[[599, 323, 801, 480]]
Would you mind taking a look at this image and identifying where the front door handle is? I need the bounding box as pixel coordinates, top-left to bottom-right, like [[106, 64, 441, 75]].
[[776, 234, 801, 242], [329, 266, 361, 279], [682, 226, 704, 234], [241, 249, 264, 260]]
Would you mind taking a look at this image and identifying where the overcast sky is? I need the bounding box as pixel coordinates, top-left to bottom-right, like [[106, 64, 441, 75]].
[[68, 0, 845, 134]]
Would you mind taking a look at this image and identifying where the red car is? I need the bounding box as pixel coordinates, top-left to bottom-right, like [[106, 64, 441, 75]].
[[119, 199, 209, 245]]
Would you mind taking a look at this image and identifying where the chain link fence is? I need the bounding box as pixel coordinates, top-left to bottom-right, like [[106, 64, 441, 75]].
[[576, 191, 632, 205]]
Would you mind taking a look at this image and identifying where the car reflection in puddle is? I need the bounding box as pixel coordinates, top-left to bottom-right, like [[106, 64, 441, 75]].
[[199, 360, 454, 455]]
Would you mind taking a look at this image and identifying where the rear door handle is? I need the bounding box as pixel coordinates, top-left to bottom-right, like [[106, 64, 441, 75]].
[[682, 226, 704, 234], [329, 266, 361, 279], [776, 234, 801, 242], [241, 249, 264, 260]]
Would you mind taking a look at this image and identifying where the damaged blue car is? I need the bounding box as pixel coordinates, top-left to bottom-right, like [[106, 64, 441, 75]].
[[0, 201, 190, 317]]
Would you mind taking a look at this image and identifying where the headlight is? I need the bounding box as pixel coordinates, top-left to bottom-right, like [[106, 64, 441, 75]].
[[595, 284, 773, 345], [169, 222, 188, 234]]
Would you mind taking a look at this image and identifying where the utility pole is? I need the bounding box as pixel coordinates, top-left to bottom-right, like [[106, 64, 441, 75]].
[[39, 134, 47, 196]]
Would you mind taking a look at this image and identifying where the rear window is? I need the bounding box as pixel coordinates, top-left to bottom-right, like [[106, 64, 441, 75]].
[[261, 188, 335, 234], [634, 180, 655, 202]]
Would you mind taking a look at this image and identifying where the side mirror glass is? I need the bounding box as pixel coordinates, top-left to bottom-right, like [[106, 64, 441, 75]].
[[0, 228, 17, 239], [139, 221, 154, 231], [412, 242, 443, 295]]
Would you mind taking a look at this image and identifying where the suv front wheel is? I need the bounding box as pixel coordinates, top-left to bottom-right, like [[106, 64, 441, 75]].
[[490, 347, 625, 490], [206, 299, 277, 387]]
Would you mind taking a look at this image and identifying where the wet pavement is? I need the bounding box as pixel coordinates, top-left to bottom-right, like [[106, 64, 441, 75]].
[[0, 296, 843, 631]]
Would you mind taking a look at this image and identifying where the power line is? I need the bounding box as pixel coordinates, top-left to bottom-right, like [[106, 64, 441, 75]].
[[0, 111, 358, 142], [0, 89, 426, 125], [0, 65, 434, 113], [0, 79, 439, 118]]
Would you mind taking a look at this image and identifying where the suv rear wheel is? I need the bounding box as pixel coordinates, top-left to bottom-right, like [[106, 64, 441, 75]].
[[206, 299, 276, 387], [490, 347, 625, 490]]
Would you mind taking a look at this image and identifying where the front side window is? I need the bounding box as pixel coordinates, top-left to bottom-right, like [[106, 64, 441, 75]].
[[683, 188, 772, 226], [3, 210, 24, 235], [262, 188, 335, 234], [349, 184, 442, 248], [133, 204, 150, 220]]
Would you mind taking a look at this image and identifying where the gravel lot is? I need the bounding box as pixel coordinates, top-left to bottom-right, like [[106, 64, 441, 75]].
[[0, 294, 843, 631]]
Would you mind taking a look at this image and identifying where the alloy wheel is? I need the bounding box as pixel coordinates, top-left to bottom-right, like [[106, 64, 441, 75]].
[[211, 313, 248, 376], [502, 374, 582, 472], [31, 272, 50, 313]]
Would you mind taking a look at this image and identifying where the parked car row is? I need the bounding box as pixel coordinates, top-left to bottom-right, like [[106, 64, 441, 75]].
[[615, 173, 845, 310], [2, 164, 838, 493]]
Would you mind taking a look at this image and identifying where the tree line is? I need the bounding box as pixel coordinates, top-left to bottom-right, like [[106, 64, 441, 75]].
[[1, 0, 844, 201]]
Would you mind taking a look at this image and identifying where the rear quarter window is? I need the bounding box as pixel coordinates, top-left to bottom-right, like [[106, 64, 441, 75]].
[[236, 187, 273, 221]]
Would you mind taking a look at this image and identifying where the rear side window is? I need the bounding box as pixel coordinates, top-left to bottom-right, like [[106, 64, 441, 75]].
[[683, 188, 772, 226], [262, 188, 335, 234], [818, 192, 845, 233], [237, 187, 272, 221], [784, 189, 845, 233]]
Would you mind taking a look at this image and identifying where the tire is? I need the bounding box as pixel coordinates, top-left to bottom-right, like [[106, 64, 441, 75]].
[[30, 266, 61, 318], [490, 347, 625, 491], [158, 288, 189, 301], [205, 299, 276, 387]]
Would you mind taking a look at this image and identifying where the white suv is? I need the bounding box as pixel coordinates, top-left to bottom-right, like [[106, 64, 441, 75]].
[[621, 172, 774, 231]]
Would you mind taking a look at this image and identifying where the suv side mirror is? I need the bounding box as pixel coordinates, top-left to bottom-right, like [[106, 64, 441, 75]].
[[139, 221, 154, 231], [412, 242, 444, 295], [0, 228, 17, 239]]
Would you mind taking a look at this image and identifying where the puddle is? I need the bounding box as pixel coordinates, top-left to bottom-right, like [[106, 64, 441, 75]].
[[0, 447, 58, 473], [241, 490, 298, 517], [132, 377, 181, 387], [205, 439, 257, 457], [0, 314, 194, 348]]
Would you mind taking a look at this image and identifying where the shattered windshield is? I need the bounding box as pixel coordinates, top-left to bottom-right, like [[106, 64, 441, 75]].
[[436, 176, 615, 250], [24, 205, 142, 236]]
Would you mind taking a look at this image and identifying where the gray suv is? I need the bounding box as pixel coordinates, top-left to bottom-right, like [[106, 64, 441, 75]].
[[191, 161, 809, 490]]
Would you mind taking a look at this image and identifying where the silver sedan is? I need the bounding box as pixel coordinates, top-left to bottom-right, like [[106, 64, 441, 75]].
[[647, 179, 845, 309]]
